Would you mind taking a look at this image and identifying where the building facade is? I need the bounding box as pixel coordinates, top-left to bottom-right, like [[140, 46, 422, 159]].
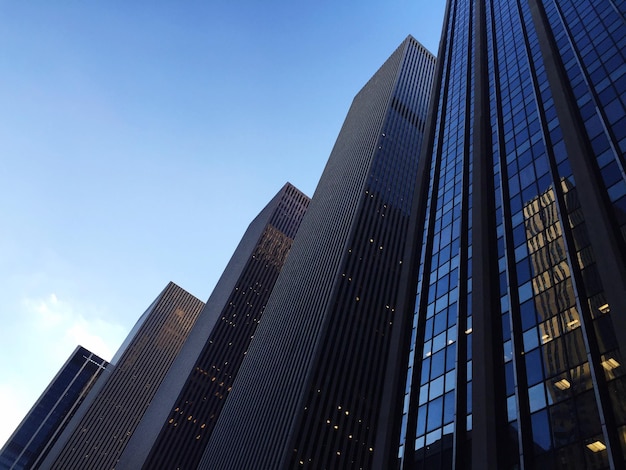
[[199, 36, 435, 469], [115, 183, 309, 469], [0, 346, 107, 470], [41, 282, 205, 469], [396, 0, 626, 469]]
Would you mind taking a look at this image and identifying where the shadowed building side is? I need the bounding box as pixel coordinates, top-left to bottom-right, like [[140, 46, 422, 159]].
[[117, 183, 310, 470], [198, 36, 435, 470]]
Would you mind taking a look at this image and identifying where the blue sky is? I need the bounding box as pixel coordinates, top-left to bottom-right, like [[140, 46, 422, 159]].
[[0, 1, 445, 446]]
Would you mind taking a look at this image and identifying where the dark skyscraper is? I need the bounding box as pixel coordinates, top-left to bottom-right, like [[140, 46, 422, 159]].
[[114, 183, 309, 469], [42, 282, 205, 470], [397, 1, 626, 469], [200, 36, 435, 470], [0, 346, 107, 470]]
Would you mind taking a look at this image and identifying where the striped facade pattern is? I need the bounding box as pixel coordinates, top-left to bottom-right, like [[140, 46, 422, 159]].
[[287, 38, 435, 470], [142, 184, 309, 469], [199, 36, 434, 470], [47, 282, 204, 470]]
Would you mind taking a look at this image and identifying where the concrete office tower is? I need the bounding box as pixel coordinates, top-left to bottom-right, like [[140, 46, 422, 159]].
[[114, 183, 309, 469], [200, 36, 435, 470], [43, 282, 205, 469], [0, 346, 107, 470], [396, 0, 626, 469]]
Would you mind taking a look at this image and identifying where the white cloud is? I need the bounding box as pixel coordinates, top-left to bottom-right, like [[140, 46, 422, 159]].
[[25, 293, 125, 361], [27, 293, 64, 328]]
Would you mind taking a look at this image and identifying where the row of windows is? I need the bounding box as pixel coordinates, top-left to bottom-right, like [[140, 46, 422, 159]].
[[401, 0, 475, 465], [403, 0, 626, 468]]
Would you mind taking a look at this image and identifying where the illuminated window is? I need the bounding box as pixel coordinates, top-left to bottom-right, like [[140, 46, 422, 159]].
[[586, 441, 607, 452], [553, 378, 571, 390], [601, 358, 620, 371]]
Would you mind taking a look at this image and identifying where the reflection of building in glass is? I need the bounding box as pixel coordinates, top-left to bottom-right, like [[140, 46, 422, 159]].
[[523, 180, 582, 367], [199, 36, 435, 470], [41, 282, 205, 469], [0, 346, 107, 470], [398, 0, 626, 469], [117, 183, 309, 469], [523, 181, 601, 458]]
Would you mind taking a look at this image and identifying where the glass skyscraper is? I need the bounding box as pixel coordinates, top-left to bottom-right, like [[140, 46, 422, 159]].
[[199, 36, 435, 470], [397, 0, 626, 469]]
